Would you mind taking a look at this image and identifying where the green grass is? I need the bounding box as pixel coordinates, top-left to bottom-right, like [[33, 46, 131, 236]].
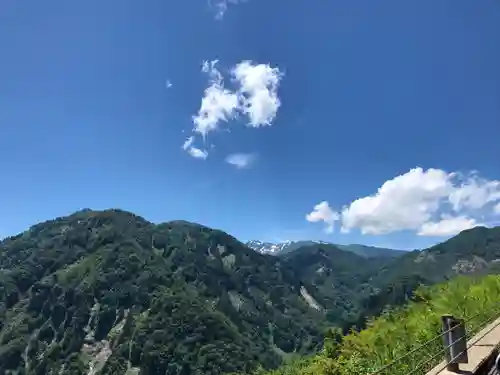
[[254, 274, 500, 375]]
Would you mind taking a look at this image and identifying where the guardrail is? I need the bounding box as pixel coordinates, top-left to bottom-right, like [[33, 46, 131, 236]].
[[367, 309, 500, 375]]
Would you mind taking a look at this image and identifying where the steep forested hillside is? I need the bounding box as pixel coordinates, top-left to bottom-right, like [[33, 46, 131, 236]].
[[254, 274, 500, 375], [1, 209, 499, 375], [0, 209, 373, 375]]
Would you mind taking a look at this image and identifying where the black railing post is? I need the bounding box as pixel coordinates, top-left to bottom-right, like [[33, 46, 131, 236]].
[[441, 314, 468, 372]]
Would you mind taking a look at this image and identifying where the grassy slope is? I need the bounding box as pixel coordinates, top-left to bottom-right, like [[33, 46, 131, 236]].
[[255, 274, 500, 375]]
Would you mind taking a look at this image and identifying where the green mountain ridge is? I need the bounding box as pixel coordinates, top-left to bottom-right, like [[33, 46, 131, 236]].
[[1, 209, 499, 375], [0, 209, 374, 375], [335, 244, 406, 259]]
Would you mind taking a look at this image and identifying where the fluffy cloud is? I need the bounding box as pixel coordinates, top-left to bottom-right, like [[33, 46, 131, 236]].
[[232, 61, 283, 127], [192, 60, 283, 137], [306, 167, 500, 237], [182, 136, 208, 160], [306, 201, 339, 234], [341, 168, 453, 235], [225, 153, 256, 169], [192, 60, 239, 138], [417, 215, 478, 237]]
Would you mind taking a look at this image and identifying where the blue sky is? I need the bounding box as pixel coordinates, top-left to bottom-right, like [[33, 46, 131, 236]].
[[1, 0, 499, 250]]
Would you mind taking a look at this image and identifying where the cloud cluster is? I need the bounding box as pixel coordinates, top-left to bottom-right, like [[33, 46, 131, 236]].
[[232, 61, 282, 127], [184, 60, 283, 166], [306, 168, 500, 237]]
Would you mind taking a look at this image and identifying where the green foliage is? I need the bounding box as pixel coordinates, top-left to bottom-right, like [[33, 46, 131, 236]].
[[254, 274, 500, 375], [0, 209, 499, 375], [0, 209, 354, 374]]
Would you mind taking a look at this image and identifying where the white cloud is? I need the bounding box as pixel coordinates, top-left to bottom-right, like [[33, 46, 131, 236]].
[[341, 168, 453, 235], [225, 153, 256, 169], [165, 79, 173, 89], [306, 201, 339, 234], [307, 167, 500, 237], [182, 136, 208, 160], [192, 60, 283, 137], [232, 61, 283, 127], [417, 215, 478, 237], [449, 176, 500, 211], [186, 59, 283, 165], [192, 60, 239, 137]]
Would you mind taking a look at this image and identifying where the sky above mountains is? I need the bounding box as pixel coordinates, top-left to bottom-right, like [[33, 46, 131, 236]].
[[1, 0, 499, 250]]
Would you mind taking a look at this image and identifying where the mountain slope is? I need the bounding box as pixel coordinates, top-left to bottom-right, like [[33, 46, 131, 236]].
[[371, 226, 500, 287], [255, 274, 500, 375], [280, 244, 391, 326], [0, 209, 366, 375], [1, 209, 499, 375]]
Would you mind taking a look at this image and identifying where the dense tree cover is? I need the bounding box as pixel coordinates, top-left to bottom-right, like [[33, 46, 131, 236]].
[[0, 209, 499, 375], [0, 209, 371, 375], [251, 274, 500, 375]]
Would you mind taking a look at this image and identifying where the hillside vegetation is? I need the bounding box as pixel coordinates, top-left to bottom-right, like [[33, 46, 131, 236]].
[[0, 209, 386, 375], [1, 209, 500, 375], [255, 274, 500, 375]]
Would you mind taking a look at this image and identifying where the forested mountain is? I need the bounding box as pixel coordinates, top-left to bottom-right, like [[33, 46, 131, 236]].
[[371, 226, 500, 287], [0, 209, 376, 375], [0, 209, 499, 375]]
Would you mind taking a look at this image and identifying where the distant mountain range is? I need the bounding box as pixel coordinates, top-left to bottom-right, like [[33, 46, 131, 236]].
[[246, 240, 407, 259]]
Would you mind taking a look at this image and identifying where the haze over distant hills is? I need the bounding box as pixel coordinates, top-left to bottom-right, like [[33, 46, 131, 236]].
[[245, 240, 407, 259]]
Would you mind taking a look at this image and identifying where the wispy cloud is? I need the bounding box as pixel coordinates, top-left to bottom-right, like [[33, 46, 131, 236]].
[[417, 215, 479, 237], [210, 0, 246, 20], [192, 60, 240, 138], [182, 136, 208, 160], [225, 153, 256, 169], [165, 79, 173, 89]]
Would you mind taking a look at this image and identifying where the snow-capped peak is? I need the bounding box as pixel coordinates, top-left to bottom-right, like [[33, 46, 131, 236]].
[[245, 240, 330, 255]]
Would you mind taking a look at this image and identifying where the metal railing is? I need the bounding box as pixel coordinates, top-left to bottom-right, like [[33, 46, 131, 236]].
[[368, 309, 500, 375]]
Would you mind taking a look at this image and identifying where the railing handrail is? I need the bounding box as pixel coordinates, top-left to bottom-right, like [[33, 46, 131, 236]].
[[368, 308, 500, 375]]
